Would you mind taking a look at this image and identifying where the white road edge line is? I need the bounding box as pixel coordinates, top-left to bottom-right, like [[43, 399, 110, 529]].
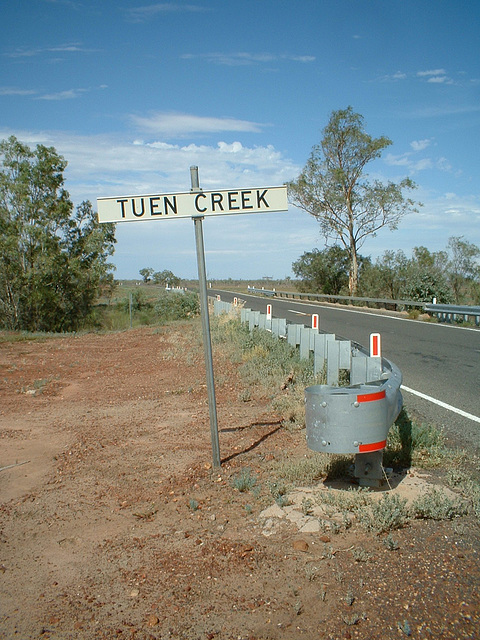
[[288, 309, 309, 316], [401, 385, 480, 424]]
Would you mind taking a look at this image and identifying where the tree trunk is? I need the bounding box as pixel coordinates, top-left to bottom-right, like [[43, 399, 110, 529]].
[[349, 246, 359, 296]]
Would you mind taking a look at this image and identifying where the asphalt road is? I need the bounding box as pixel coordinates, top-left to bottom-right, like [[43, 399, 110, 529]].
[[210, 288, 480, 453]]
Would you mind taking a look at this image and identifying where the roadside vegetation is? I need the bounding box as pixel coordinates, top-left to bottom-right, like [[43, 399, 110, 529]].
[[293, 239, 480, 306], [0, 137, 116, 333], [93, 287, 200, 331], [211, 313, 321, 429]]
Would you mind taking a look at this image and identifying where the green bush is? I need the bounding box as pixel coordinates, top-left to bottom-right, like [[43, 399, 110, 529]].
[[154, 291, 200, 322], [320, 487, 372, 513], [211, 318, 316, 419], [121, 289, 152, 312], [447, 470, 480, 519]]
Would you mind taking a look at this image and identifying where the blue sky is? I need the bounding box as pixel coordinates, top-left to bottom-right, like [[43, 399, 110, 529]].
[[1, 0, 479, 280]]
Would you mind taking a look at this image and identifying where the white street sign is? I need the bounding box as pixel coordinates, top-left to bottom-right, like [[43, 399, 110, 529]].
[[97, 185, 288, 223]]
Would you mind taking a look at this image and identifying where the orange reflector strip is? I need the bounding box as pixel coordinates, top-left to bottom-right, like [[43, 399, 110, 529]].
[[357, 389, 386, 403], [359, 440, 387, 453]]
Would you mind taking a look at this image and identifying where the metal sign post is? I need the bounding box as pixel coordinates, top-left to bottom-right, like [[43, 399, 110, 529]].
[[97, 171, 288, 470], [190, 166, 221, 468]]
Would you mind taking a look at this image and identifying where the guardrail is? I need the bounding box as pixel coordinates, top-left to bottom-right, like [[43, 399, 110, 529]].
[[424, 303, 480, 326], [213, 297, 403, 487], [247, 285, 425, 310], [246, 286, 480, 325]]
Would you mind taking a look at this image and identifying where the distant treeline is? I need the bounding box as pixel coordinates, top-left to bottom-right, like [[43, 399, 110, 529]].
[[292, 240, 480, 305]]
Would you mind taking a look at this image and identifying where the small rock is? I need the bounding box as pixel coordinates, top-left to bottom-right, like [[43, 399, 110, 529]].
[[293, 539, 309, 552], [300, 520, 321, 533], [319, 535, 331, 543], [147, 615, 159, 627], [129, 589, 139, 598], [259, 504, 285, 519]]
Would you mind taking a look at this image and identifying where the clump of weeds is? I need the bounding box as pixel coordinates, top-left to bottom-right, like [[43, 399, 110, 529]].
[[410, 487, 466, 520], [383, 533, 400, 550], [268, 480, 291, 507], [188, 498, 199, 511], [358, 493, 409, 534], [230, 467, 258, 493], [273, 454, 329, 486]]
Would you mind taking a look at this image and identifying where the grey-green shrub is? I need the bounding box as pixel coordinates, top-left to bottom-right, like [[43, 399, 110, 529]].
[[230, 468, 258, 493], [359, 493, 409, 534], [410, 487, 466, 520]]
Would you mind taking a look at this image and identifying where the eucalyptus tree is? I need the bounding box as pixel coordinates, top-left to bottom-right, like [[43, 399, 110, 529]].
[[0, 136, 116, 331], [447, 236, 480, 303], [288, 107, 419, 295], [292, 246, 350, 295]]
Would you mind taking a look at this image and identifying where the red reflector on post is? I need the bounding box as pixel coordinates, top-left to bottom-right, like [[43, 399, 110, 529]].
[[357, 389, 386, 403], [359, 440, 387, 453], [370, 332, 381, 357]]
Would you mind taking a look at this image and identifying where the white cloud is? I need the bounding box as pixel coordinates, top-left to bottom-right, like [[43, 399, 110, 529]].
[[5, 42, 98, 58], [427, 75, 452, 84], [124, 3, 210, 22], [43, 0, 82, 7], [417, 68, 453, 84], [1, 126, 477, 279], [384, 153, 411, 167], [130, 112, 266, 136], [0, 128, 299, 202], [379, 71, 407, 81], [36, 88, 88, 101], [1, 84, 105, 101], [436, 157, 452, 172], [181, 52, 315, 66], [385, 139, 454, 175], [0, 87, 36, 96], [407, 104, 480, 118], [412, 158, 433, 171], [417, 69, 447, 77], [385, 151, 454, 175], [362, 192, 480, 262], [410, 139, 432, 152]]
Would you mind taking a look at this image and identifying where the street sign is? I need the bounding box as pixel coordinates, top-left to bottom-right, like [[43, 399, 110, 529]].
[[97, 185, 288, 223], [96, 168, 287, 469]]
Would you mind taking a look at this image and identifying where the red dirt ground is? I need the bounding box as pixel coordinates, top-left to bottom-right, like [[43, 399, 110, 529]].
[[0, 322, 478, 639]]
